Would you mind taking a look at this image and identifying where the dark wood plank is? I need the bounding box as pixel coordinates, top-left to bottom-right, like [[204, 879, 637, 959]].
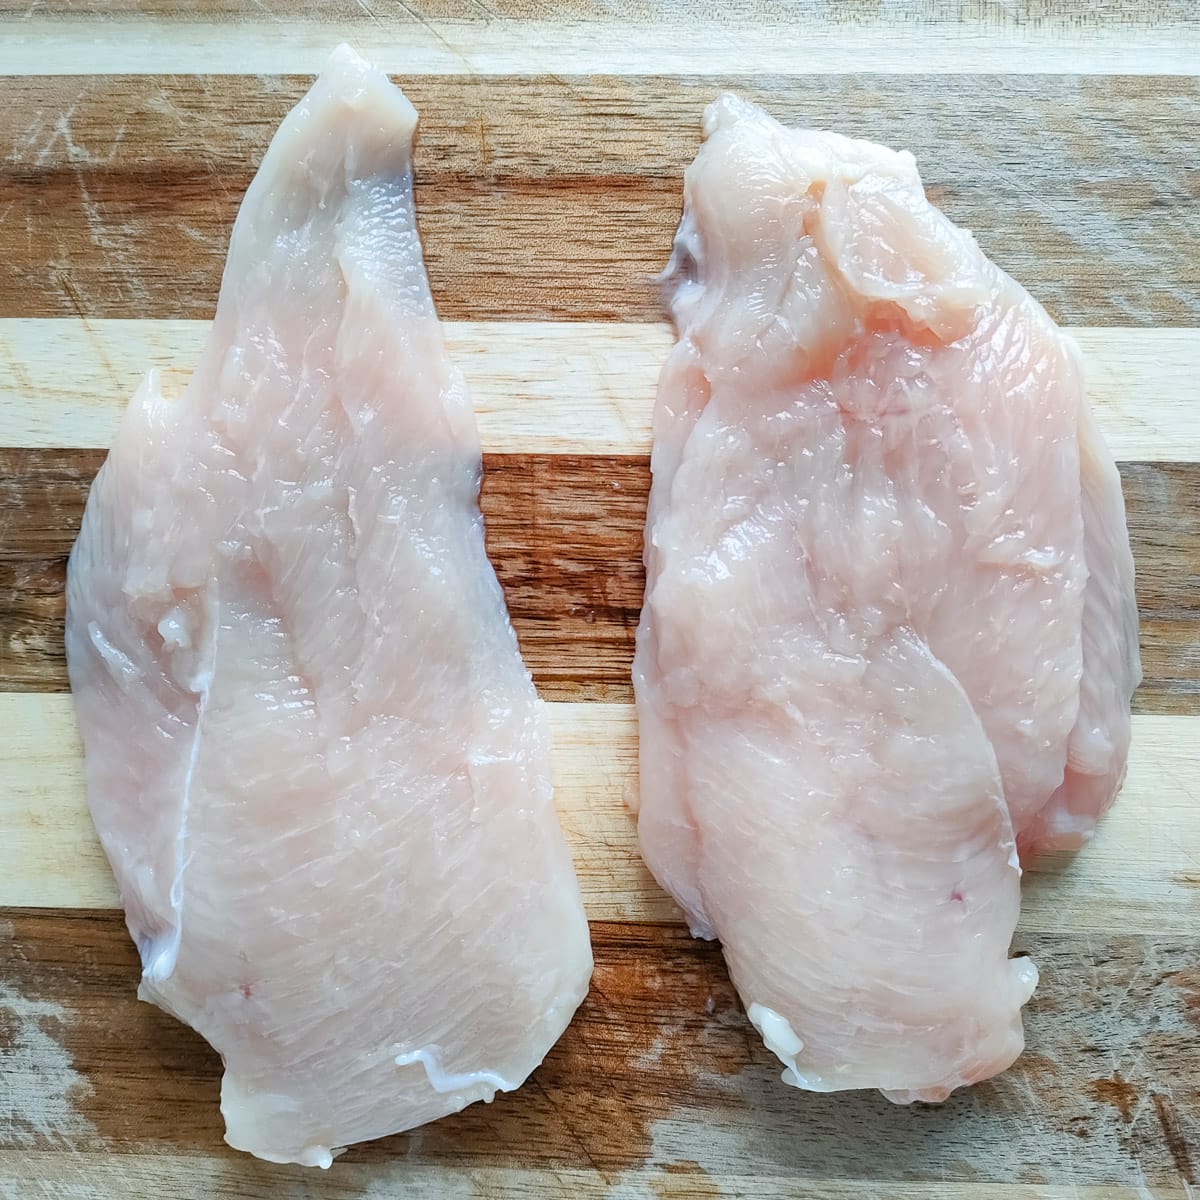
[[0, 449, 1195, 713], [0, 909, 1196, 1189], [0, 74, 1197, 324]]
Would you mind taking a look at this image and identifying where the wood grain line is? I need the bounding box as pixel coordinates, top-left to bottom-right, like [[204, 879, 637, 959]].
[[1, 911, 1197, 1188], [4, 694, 1198, 936], [2, 5, 1199, 75], [1, 75, 1197, 325], [2, 450, 1197, 711], [2, 320, 1198, 461]]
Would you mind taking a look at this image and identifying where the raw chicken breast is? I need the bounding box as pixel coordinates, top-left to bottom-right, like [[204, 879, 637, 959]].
[[633, 95, 1140, 1103], [66, 45, 592, 1166]]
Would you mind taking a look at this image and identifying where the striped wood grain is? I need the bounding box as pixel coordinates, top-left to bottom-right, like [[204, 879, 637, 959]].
[[1, 2, 1197, 1193]]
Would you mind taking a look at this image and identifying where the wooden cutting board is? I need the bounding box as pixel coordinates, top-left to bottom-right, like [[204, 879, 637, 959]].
[[2, 3, 1198, 1196]]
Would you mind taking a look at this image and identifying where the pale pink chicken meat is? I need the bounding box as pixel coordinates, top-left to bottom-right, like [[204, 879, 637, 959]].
[[65, 46, 592, 1166], [633, 95, 1140, 1102]]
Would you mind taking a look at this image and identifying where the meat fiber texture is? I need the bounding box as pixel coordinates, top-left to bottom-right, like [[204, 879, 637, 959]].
[[633, 94, 1141, 1104], [65, 45, 592, 1166]]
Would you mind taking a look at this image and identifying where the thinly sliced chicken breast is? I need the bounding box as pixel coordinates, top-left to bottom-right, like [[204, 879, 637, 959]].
[[66, 45, 592, 1166], [633, 94, 1140, 1102]]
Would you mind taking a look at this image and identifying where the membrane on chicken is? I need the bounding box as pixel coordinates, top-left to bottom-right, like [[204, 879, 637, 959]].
[[633, 95, 1140, 1102], [66, 46, 592, 1165]]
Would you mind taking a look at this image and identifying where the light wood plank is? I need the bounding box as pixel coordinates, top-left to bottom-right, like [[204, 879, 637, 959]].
[[4, 693, 1197, 936], [1072, 329, 1200, 462], [0, 319, 667, 457], [0, 1153, 1187, 1200], [1, 320, 1197, 462], [2, 8, 1197, 76]]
